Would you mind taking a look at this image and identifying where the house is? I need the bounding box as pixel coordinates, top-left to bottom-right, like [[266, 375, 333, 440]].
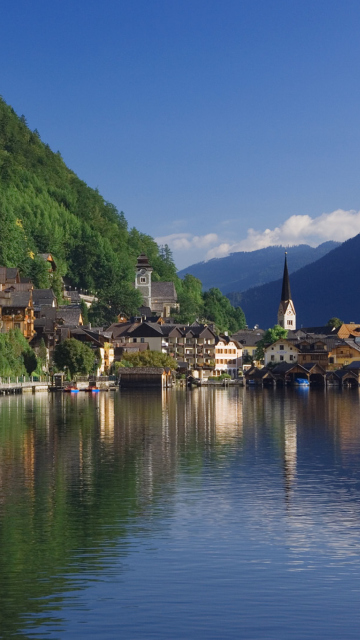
[[56, 305, 83, 327], [264, 338, 299, 365], [328, 338, 360, 367], [231, 329, 264, 365], [0, 289, 35, 339], [296, 338, 329, 368], [134, 254, 178, 317], [215, 335, 242, 377], [32, 289, 57, 317]]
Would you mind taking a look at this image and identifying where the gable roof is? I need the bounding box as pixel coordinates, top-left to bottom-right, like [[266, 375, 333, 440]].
[[56, 305, 82, 326], [151, 281, 177, 302], [0, 291, 32, 309], [33, 289, 56, 306], [129, 322, 164, 337]]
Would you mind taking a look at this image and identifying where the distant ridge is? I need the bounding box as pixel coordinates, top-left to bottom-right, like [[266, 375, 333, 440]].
[[177, 242, 339, 293], [228, 234, 360, 328]]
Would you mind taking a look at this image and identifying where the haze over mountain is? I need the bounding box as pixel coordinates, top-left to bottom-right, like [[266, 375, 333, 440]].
[[178, 242, 340, 293], [228, 234, 360, 329]]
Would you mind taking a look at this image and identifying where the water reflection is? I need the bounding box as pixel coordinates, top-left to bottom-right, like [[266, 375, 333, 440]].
[[0, 388, 360, 638]]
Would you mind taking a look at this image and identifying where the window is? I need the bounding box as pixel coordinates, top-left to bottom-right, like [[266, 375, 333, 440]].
[[290, 355, 294, 361], [140, 277, 146, 283], [133, 338, 137, 343], [279, 345, 284, 350], [271, 355, 275, 361], [280, 355, 284, 361], [14, 323, 21, 329], [141, 338, 145, 343], [288, 320, 293, 326]]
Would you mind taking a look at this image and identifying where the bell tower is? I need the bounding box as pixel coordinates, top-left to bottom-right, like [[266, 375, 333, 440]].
[[277, 252, 296, 330], [135, 254, 153, 309]]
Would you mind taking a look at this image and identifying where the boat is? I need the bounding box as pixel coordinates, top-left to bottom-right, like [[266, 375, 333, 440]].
[[63, 386, 79, 393], [83, 387, 100, 393], [294, 378, 309, 386]]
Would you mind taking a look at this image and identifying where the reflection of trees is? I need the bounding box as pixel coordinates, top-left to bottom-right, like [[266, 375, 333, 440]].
[[0, 388, 245, 637], [1, 387, 360, 637]]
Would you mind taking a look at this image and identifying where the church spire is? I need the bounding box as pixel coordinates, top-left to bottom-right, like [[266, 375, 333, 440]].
[[277, 252, 296, 330], [281, 252, 291, 301]]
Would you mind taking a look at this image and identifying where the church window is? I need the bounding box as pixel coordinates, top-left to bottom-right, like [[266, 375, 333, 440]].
[[140, 277, 146, 283]]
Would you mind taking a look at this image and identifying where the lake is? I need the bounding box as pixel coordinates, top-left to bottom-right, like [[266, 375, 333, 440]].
[[1, 387, 360, 639]]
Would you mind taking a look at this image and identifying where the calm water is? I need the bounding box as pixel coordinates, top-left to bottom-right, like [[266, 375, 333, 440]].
[[1, 387, 360, 639]]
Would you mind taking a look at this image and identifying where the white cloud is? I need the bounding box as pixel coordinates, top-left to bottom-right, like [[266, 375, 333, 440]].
[[155, 232, 219, 252], [205, 209, 360, 260]]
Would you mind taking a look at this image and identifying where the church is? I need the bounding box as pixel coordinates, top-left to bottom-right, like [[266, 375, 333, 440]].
[[277, 253, 296, 330], [134, 254, 179, 318]]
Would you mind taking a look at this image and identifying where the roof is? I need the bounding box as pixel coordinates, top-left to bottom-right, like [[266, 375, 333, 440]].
[[66, 290, 81, 302], [136, 254, 153, 270], [280, 254, 291, 302], [231, 329, 264, 347], [32, 289, 56, 305], [0, 291, 32, 308], [151, 281, 177, 302], [129, 322, 164, 337], [344, 361, 360, 370], [56, 305, 82, 326], [119, 367, 168, 375]]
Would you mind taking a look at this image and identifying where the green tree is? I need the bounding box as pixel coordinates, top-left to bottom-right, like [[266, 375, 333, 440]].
[[53, 339, 95, 378], [115, 350, 177, 371], [255, 325, 288, 361], [202, 288, 246, 333], [327, 317, 343, 329]]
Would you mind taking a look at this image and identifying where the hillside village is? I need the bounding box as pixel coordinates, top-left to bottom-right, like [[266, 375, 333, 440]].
[[1, 248, 360, 387]]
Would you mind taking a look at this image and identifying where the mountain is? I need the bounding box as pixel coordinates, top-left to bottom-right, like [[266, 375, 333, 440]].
[[177, 242, 340, 293], [229, 234, 360, 329], [0, 96, 177, 319]]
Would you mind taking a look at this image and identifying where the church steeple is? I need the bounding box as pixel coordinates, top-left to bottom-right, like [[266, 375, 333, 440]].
[[277, 252, 296, 330], [281, 253, 291, 302]]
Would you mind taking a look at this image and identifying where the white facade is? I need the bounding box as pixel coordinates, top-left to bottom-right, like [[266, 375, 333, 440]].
[[264, 339, 299, 365], [215, 339, 242, 377], [277, 300, 296, 330]]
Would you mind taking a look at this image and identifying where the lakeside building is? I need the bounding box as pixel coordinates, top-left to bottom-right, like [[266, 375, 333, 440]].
[[214, 335, 242, 377]]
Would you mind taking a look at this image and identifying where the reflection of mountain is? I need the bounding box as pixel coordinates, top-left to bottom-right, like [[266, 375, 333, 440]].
[[1, 389, 360, 636]]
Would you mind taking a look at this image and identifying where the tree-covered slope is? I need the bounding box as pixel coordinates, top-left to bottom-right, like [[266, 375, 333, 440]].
[[0, 97, 246, 332], [0, 96, 177, 317], [178, 242, 339, 293], [229, 234, 360, 329]]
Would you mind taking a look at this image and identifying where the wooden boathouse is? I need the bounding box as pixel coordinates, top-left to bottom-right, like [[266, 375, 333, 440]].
[[118, 367, 173, 388]]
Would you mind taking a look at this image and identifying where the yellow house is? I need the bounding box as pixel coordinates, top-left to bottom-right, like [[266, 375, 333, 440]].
[[329, 339, 360, 367]]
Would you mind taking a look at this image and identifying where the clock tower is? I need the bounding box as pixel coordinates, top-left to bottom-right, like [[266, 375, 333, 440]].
[[135, 254, 153, 309], [277, 252, 296, 330]]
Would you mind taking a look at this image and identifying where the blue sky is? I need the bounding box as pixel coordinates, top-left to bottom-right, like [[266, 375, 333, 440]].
[[2, 1, 360, 268]]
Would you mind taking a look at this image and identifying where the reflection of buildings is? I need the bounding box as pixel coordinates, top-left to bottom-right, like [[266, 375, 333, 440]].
[[283, 414, 297, 499], [98, 393, 115, 442]]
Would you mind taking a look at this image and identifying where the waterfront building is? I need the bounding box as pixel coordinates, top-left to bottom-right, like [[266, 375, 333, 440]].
[[214, 335, 242, 377], [264, 338, 299, 365]]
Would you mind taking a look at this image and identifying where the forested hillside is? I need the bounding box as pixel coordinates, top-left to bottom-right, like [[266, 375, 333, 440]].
[[178, 242, 339, 293], [229, 234, 360, 329], [0, 97, 180, 319], [0, 97, 246, 332]]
